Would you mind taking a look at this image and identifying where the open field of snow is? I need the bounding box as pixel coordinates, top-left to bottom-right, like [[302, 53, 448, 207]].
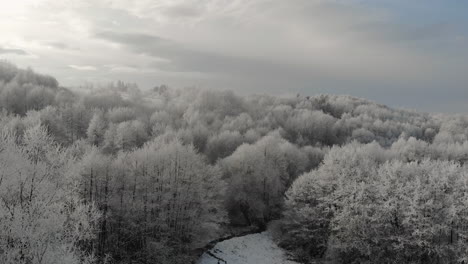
[[196, 232, 299, 264]]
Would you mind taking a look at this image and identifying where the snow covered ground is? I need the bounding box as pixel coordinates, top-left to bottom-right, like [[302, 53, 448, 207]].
[[196, 231, 299, 264]]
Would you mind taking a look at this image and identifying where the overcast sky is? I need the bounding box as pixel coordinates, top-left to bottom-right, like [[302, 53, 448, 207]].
[[1, 0, 467, 113]]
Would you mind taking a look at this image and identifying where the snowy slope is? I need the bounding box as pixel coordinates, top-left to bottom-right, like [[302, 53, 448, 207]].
[[196, 232, 299, 264]]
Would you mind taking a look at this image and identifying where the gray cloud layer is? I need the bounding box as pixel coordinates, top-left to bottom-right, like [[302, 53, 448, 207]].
[[0, 47, 28, 55], [1, 0, 467, 113]]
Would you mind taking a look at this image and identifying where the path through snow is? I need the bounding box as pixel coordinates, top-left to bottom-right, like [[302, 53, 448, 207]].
[[196, 231, 299, 264]]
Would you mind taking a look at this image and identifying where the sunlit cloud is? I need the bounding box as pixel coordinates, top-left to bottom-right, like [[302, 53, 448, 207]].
[[69, 64, 98, 71]]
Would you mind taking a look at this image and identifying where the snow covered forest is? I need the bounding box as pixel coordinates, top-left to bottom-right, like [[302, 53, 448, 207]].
[[2, 60, 468, 264]]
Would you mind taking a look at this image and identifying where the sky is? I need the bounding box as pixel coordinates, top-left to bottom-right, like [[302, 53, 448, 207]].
[[0, 0, 467, 113]]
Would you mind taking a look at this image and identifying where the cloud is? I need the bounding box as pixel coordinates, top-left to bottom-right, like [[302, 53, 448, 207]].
[[0, 47, 28, 55], [95, 31, 169, 47], [94, 30, 248, 73], [94, 29, 334, 86], [1, 0, 468, 112], [69, 64, 98, 71], [104, 64, 141, 73], [164, 4, 203, 18], [45, 42, 80, 50]]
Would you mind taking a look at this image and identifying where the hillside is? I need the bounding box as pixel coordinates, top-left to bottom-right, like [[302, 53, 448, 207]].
[[1, 61, 468, 263]]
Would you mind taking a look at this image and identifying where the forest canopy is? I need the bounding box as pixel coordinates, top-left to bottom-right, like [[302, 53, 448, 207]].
[[1, 60, 468, 264]]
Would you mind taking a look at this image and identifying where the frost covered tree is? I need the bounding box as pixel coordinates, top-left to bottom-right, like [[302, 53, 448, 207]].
[[331, 160, 468, 263], [78, 139, 225, 263], [280, 142, 386, 261], [205, 130, 245, 163], [282, 142, 468, 263], [114, 120, 148, 151], [0, 125, 100, 264], [221, 134, 289, 227], [87, 110, 107, 146], [107, 107, 136, 124], [280, 170, 333, 261]]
